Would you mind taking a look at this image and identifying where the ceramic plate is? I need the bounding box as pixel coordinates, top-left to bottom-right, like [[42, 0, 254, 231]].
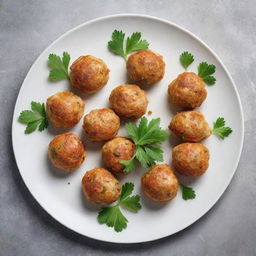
[[12, 14, 244, 243]]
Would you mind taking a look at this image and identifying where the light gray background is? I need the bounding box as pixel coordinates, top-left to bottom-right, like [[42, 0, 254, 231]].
[[0, 1, 255, 255]]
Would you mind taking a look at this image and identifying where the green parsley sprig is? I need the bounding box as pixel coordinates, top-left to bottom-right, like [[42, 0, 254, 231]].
[[108, 30, 149, 60], [213, 117, 232, 139], [18, 102, 48, 134], [198, 61, 216, 85], [181, 184, 196, 200], [97, 183, 141, 232], [179, 51, 216, 85], [48, 52, 70, 81], [120, 117, 169, 173], [180, 51, 194, 70]]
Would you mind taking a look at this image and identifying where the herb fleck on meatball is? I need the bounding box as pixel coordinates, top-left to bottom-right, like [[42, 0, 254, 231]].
[[109, 84, 148, 118], [82, 168, 121, 205], [48, 133, 86, 171], [70, 55, 110, 94], [127, 50, 165, 85], [83, 108, 120, 141]]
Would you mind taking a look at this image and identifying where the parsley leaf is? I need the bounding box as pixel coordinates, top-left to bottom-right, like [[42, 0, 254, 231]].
[[213, 117, 232, 139], [213, 117, 225, 128], [120, 158, 136, 173], [108, 30, 126, 59], [144, 146, 164, 162], [18, 110, 38, 123], [31, 101, 45, 116], [98, 206, 128, 232], [48, 52, 70, 81], [18, 102, 48, 134], [125, 122, 139, 142], [126, 32, 149, 55], [203, 76, 216, 85], [97, 183, 141, 232], [198, 62, 216, 85], [108, 30, 149, 60], [135, 146, 152, 168], [25, 119, 42, 134], [120, 182, 134, 200], [181, 184, 196, 200], [121, 117, 169, 173], [121, 195, 141, 212], [180, 51, 194, 69]]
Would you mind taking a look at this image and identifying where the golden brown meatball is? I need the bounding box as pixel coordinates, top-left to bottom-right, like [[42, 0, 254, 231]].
[[102, 137, 135, 173], [127, 50, 165, 85], [109, 84, 148, 118], [141, 164, 179, 203], [48, 133, 86, 171], [83, 108, 120, 141], [46, 90, 84, 129], [169, 110, 212, 142], [172, 143, 210, 177], [168, 72, 207, 108], [82, 168, 121, 205], [70, 55, 110, 94]]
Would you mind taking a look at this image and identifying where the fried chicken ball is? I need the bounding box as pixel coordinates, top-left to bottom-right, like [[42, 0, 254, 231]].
[[70, 55, 110, 94], [126, 50, 165, 85], [82, 168, 121, 205], [172, 143, 210, 177], [169, 110, 212, 142], [46, 90, 84, 129], [168, 72, 207, 108], [102, 137, 135, 173], [109, 84, 148, 118], [48, 133, 86, 171], [83, 108, 120, 141], [141, 164, 179, 203]]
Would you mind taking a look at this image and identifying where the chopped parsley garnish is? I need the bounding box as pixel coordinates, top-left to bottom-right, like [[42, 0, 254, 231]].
[[180, 51, 194, 69], [181, 184, 196, 200], [18, 101, 48, 134], [120, 117, 169, 173], [97, 183, 141, 232], [48, 52, 70, 81], [198, 61, 216, 85], [108, 30, 149, 60], [213, 117, 232, 139]]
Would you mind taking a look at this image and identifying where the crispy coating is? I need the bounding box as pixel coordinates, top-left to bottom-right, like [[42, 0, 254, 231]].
[[83, 108, 120, 141], [126, 50, 165, 85], [48, 133, 86, 171], [102, 137, 135, 173], [168, 72, 207, 108], [70, 55, 110, 94], [169, 110, 212, 142], [46, 90, 84, 129], [141, 164, 179, 203], [109, 84, 148, 118], [172, 143, 210, 177], [82, 168, 121, 205]]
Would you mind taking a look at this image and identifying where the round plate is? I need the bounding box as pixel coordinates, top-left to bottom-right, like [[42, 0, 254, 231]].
[[12, 14, 244, 243]]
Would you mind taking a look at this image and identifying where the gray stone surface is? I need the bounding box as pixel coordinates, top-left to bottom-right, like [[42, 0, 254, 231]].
[[0, 0, 255, 255]]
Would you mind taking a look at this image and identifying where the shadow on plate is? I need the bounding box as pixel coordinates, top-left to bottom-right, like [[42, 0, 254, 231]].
[[46, 152, 75, 178], [175, 172, 202, 187], [140, 186, 169, 211], [80, 187, 101, 212], [166, 92, 184, 116], [79, 129, 105, 153], [47, 123, 71, 137], [10, 132, 232, 251], [168, 131, 181, 149]]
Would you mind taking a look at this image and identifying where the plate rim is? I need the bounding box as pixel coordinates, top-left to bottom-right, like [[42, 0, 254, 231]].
[[11, 13, 244, 244]]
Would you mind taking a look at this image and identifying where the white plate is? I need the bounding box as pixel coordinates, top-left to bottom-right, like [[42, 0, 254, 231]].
[[12, 14, 244, 243]]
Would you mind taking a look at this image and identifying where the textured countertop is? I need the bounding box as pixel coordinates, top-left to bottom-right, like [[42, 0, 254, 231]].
[[1, 1, 255, 255]]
